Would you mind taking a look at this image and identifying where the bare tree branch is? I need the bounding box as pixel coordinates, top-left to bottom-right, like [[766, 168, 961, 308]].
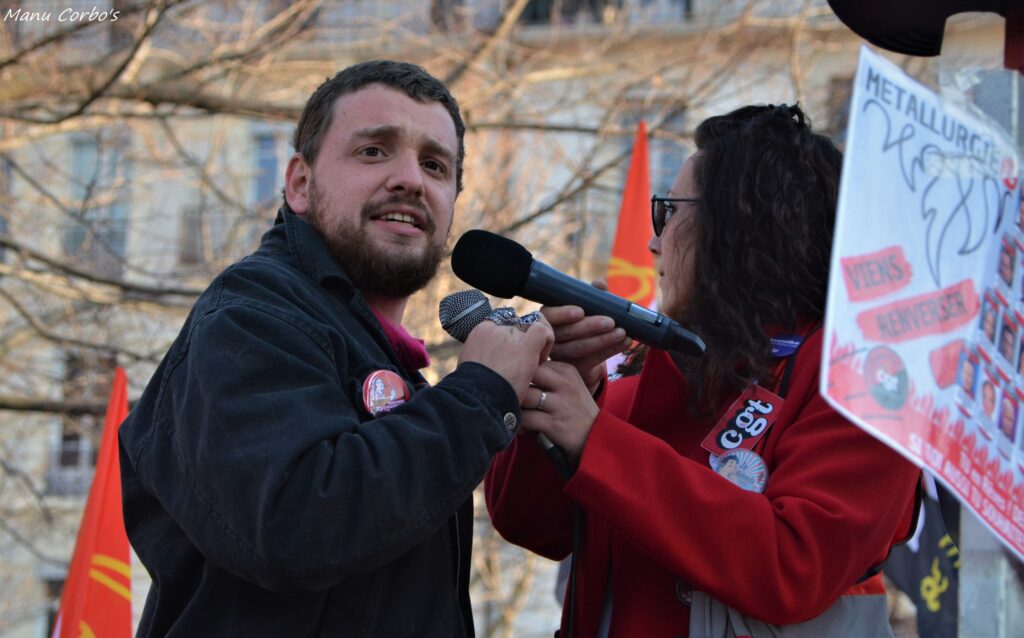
[[0, 1, 156, 72], [0, 235, 204, 299], [0, 397, 110, 416], [0, 516, 67, 567], [59, 1, 173, 122], [444, 0, 531, 88], [0, 288, 161, 362]]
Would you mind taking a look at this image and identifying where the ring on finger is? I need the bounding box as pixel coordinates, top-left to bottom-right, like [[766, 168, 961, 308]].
[[536, 390, 548, 411]]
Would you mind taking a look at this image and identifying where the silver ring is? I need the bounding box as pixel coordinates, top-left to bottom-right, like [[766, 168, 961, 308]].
[[536, 391, 548, 411]]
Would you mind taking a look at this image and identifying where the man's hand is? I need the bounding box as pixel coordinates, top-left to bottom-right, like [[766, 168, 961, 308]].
[[458, 317, 554, 402]]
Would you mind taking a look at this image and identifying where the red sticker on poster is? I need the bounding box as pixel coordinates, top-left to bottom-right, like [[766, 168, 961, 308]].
[[841, 246, 912, 302], [930, 339, 965, 390], [856, 279, 979, 344]]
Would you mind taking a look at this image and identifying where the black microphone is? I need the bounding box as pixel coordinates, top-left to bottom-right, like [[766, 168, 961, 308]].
[[439, 289, 573, 479], [451, 230, 706, 357]]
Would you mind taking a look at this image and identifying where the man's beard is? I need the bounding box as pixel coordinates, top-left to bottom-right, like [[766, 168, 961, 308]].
[[306, 182, 446, 298]]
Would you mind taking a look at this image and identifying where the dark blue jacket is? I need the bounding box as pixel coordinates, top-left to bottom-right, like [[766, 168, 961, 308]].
[[119, 208, 520, 636]]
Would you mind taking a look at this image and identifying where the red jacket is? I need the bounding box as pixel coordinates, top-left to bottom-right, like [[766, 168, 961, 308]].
[[485, 330, 919, 637]]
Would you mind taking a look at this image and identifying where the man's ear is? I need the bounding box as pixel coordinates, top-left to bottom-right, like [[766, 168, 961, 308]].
[[285, 153, 311, 215]]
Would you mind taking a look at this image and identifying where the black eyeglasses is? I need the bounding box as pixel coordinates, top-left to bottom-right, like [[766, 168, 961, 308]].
[[651, 195, 701, 237]]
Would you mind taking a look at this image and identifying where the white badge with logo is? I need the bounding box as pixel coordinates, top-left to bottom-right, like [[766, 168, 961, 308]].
[[709, 449, 769, 493]]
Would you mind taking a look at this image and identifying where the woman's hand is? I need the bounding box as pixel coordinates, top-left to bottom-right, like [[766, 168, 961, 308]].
[[459, 315, 554, 404], [542, 295, 632, 395], [521, 361, 601, 463]]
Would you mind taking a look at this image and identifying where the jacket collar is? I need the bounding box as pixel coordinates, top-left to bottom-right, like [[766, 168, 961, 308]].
[[264, 205, 428, 381], [266, 204, 356, 297]]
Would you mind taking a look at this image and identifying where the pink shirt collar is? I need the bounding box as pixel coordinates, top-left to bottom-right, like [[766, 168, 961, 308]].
[[369, 307, 431, 372]]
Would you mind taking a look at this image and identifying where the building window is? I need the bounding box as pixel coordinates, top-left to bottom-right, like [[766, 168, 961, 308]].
[[822, 75, 853, 145], [648, 108, 687, 193], [66, 132, 131, 278], [47, 352, 115, 496], [179, 204, 228, 266], [179, 205, 204, 265], [66, 138, 98, 258], [3, 0, 23, 47], [430, 0, 465, 31], [621, 106, 687, 194], [521, 0, 625, 25], [108, 0, 132, 49], [44, 577, 64, 637], [252, 133, 279, 209]]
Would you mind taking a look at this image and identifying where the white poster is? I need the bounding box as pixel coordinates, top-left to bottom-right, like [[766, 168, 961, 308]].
[[822, 47, 1023, 558]]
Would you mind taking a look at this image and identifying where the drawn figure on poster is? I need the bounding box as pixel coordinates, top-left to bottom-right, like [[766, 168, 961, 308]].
[[859, 99, 993, 289]]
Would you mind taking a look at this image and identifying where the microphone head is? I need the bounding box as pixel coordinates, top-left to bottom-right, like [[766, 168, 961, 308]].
[[439, 289, 492, 342], [451, 230, 534, 299]]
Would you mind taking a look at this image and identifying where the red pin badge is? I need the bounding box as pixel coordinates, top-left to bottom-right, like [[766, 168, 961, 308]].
[[362, 369, 410, 416]]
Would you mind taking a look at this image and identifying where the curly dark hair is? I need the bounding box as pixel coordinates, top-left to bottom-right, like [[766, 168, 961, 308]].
[[290, 59, 465, 194], [669, 104, 841, 409]]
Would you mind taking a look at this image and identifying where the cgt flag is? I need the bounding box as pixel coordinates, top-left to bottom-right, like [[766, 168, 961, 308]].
[[53, 368, 132, 638], [606, 120, 657, 309]]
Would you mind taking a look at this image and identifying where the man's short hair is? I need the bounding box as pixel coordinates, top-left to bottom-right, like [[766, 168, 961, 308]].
[[292, 60, 465, 193]]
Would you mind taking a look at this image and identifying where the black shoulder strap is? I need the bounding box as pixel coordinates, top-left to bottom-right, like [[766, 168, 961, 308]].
[[777, 352, 800, 399]]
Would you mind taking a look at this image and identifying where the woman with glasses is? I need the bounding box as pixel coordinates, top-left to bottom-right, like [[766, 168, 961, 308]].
[[485, 104, 920, 637]]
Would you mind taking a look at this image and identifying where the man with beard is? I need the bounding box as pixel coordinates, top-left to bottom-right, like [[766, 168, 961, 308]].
[[118, 60, 555, 637]]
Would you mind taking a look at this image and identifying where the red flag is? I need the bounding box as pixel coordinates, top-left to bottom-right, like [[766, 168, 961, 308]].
[[607, 121, 657, 308], [54, 367, 132, 638]]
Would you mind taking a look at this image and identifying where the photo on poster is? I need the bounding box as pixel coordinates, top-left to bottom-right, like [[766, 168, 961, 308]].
[[999, 236, 1016, 289], [998, 388, 1019, 446], [980, 374, 999, 425], [998, 312, 1019, 368], [957, 349, 978, 401], [980, 295, 999, 345]]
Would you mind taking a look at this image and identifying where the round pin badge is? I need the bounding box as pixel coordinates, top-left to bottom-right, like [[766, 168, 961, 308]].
[[709, 449, 769, 493], [362, 369, 410, 416], [864, 346, 909, 411]]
